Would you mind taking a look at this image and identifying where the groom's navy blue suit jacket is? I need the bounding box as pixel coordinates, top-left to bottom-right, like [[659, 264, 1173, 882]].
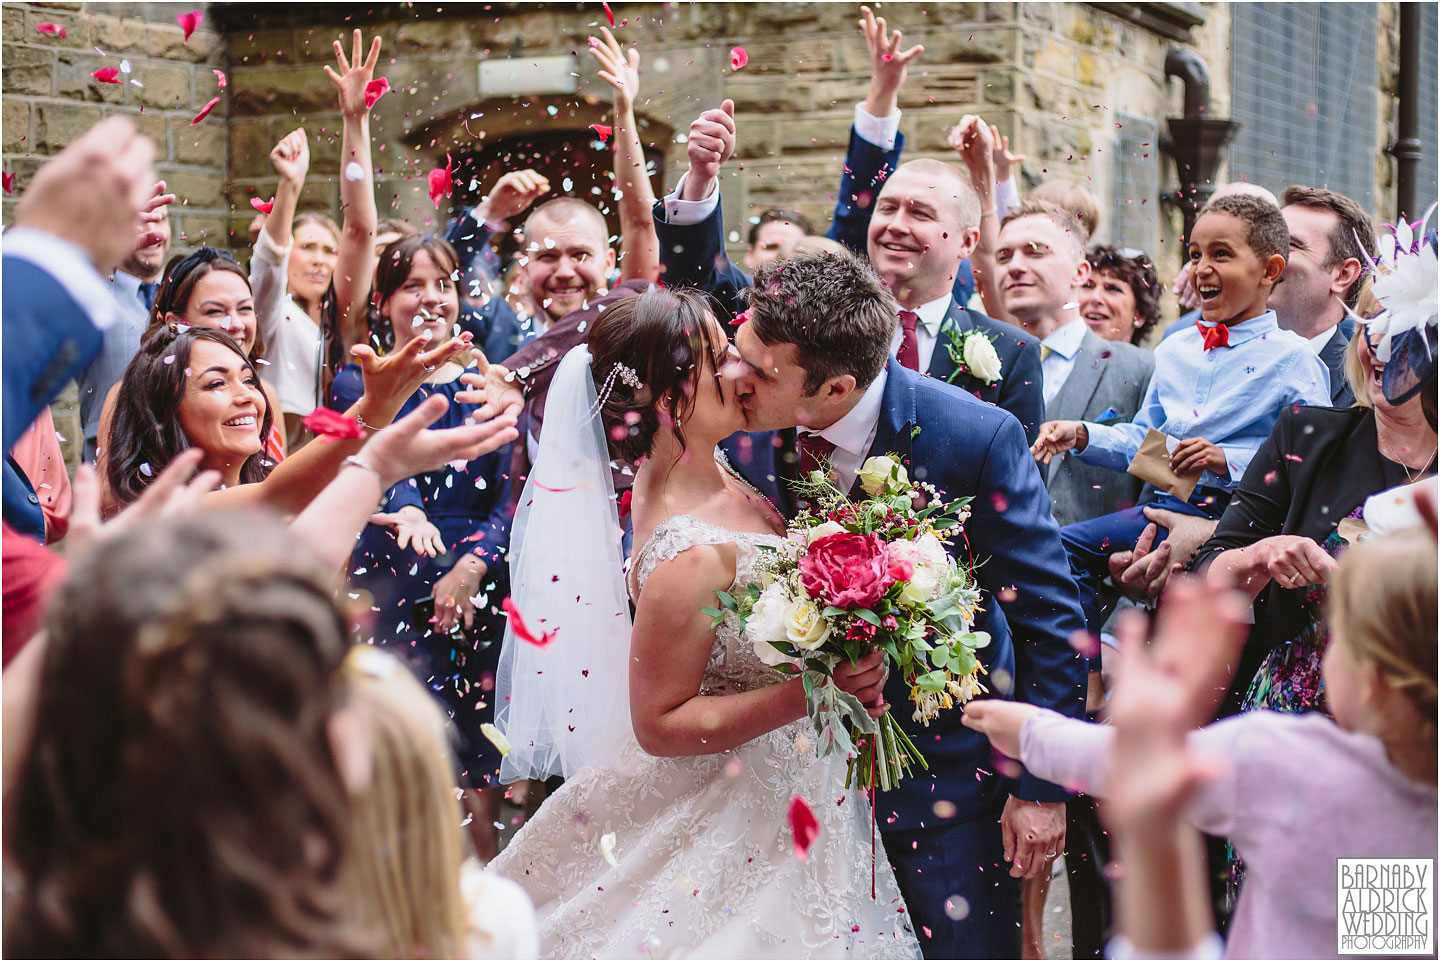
[[723, 360, 1086, 832]]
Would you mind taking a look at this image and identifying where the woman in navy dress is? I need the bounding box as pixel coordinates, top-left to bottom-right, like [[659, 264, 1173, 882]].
[[331, 234, 524, 861]]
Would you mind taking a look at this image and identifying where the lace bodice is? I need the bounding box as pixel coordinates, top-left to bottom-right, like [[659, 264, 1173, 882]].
[[631, 515, 788, 697]]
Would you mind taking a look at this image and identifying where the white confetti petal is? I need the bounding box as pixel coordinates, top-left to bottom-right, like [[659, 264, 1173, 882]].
[[344, 161, 365, 181], [600, 832, 619, 868]]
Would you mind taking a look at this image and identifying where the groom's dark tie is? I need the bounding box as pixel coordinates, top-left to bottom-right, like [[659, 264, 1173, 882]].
[[896, 310, 921, 371], [797, 432, 837, 481]]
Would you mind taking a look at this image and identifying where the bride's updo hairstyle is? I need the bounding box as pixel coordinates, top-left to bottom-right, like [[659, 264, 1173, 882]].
[[587, 285, 723, 463]]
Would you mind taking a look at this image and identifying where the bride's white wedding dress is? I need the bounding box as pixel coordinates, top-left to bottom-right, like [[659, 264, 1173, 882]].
[[488, 514, 921, 960]]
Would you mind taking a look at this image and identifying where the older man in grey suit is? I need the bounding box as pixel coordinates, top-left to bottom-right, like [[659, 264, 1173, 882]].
[[995, 203, 1153, 527]]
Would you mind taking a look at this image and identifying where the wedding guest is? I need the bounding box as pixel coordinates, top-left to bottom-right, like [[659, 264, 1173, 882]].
[[4, 511, 375, 957], [1163, 182, 1281, 337], [1267, 186, 1377, 406], [1034, 194, 1331, 632], [1080, 246, 1161, 346], [744, 208, 813, 268], [103, 322, 479, 515], [4, 409, 72, 544], [346, 646, 539, 958], [251, 31, 381, 450], [332, 234, 515, 858], [965, 527, 1439, 961], [76, 182, 173, 463]]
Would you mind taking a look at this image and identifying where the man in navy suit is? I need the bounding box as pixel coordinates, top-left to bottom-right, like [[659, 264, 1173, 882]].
[[4, 116, 161, 454], [723, 251, 1087, 959], [652, 38, 1043, 443]]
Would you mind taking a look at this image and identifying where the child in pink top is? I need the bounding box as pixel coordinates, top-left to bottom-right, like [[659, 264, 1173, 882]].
[[965, 528, 1437, 959]]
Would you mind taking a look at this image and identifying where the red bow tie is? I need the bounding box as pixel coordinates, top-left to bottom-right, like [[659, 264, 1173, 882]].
[[1196, 320, 1230, 350]]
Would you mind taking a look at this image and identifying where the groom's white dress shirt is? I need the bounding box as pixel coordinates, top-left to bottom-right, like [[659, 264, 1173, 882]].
[[800, 367, 889, 492]]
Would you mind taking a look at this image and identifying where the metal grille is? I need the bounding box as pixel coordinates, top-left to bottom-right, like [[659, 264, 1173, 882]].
[[1228, 3, 1379, 211], [1111, 113, 1160, 253], [1417, 2, 1439, 211]]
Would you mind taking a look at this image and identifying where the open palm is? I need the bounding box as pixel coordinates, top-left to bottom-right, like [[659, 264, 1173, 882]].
[[323, 28, 382, 117]]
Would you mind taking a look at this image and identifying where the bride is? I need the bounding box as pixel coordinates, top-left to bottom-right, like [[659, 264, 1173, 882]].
[[486, 286, 920, 959]]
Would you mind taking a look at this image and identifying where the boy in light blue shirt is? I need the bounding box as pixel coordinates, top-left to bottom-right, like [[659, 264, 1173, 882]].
[[1033, 194, 1331, 632]]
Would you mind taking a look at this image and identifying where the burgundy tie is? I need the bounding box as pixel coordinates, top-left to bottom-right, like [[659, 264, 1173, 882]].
[[798, 432, 838, 481], [897, 310, 921, 371]]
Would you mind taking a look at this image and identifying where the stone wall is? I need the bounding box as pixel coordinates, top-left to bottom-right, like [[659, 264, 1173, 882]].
[[2, 1, 228, 468]]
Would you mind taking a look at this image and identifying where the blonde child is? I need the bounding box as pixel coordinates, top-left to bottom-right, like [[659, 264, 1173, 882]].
[[346, 647, 538, 959], [964, 529, 1437, 959]]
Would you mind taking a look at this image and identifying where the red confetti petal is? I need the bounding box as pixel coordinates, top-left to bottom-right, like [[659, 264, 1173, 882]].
[[503, 597, 558, 649], [34, 22, 66, 38], [730, 308, 751, 327], [364, 77, 390, 109], [788, 795, 820, 859], [250, 196, 275, 215], [213, 68, 227, 89], [177, 10, 203, 42], [427, 152, 454, 208], [2, 172, 14, 196], [301, 407, 365, 440], [729, 46, 748, 71], [189, 96, 221, 126], [602, 1, 615, 26], [93, 67, 121, 84], [589, 123, 612, 143], [618, 489, 633, 519]]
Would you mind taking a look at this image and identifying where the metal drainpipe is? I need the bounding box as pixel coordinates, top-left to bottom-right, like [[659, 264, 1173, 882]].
[[1389, 2, 1422, 220]]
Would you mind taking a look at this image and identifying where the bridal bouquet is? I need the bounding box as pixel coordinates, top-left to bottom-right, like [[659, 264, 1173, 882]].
[[704, 455, 990, 792]]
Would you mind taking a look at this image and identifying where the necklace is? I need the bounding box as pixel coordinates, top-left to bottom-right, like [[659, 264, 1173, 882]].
[[1402, 447, 1437, 485]]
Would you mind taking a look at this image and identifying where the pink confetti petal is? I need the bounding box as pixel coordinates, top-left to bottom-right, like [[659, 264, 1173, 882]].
[[35, 22, 66, 38], [427, 152, 455, 208], [190, 96, 221, 126], [364, 77, 390, 109], [729, 46, 748, 71], [589, 123, 612, 143], [1, 172, 13, 196], [177, 10, 202, 42], [93, 67, 121, 84], [250, 196, 274, 215], [788, 795, 819, 859], [503, 597, 557, 649], [302, 407, 364, 440], [602, 2, 615, 27], [212, 68, 227, 89]]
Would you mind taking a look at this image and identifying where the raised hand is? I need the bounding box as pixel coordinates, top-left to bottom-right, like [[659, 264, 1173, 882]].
[[350, 329, 475, 418], [356, 392, 518, 489], [588, 26, 640, 114], [475, 170, 550, 227], [323, 28, 383, 118], [859, 4, 923, 118], [67, 449, 219, 557], [269, 127, 310, 187], [16, 115, 157, 275], [134, 180, 176, 254], [948, 114, 995, 194], [1172, 261, 1201, 312], [1031, 420, 1088, 464], [990, 123, 1026, 183], [371, 504, 446, 557], [456, 351, 526, 422], [433, 554, 487, 632], [680, 100, 736, 201]]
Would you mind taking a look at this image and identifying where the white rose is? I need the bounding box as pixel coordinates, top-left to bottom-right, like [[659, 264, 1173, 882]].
[[782, 599, 831, 650], [805, 520, 845, 544], [742, 583, 791, 652], [916, 532, 952, 570], [963, 333, 1003, 383], [898, 562, 942, 605], [857, 455, 908, 496]]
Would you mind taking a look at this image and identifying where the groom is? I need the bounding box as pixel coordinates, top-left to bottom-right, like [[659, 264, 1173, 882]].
[[722, 251, 1087, 959]]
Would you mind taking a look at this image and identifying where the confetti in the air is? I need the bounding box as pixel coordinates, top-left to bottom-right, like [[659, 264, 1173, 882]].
[[251, 196, 274, 215], [788, 795, 819, 859], [602, 1, 615, 27], [364, 77, 390, 109], [177, 10, 203, 42], [1, 172, 13, 196], [302, 407, 365, 440], [213, 69, 227, 89], [93, 68, 122, 84], [428, 153, 455, 208], [480, 723, 511, 756], [600, 831, 619, 867], [190, 96, 221, 126], [730, 46, 748, 71], [590, 123, 613, 143], [34, 22, 66, 38]]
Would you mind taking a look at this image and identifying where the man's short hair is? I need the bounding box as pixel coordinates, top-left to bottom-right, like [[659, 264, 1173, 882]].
[[748, 208, 814, 247], [522, 197, 610, 249], [744, 249, 896, 394], [1198, 193, 1290, 263], [1029, 179, 1102, 239], [890, 158, 982, 231], [1000, 200, 1091, 260], [1280, 185, 1379, 308]]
